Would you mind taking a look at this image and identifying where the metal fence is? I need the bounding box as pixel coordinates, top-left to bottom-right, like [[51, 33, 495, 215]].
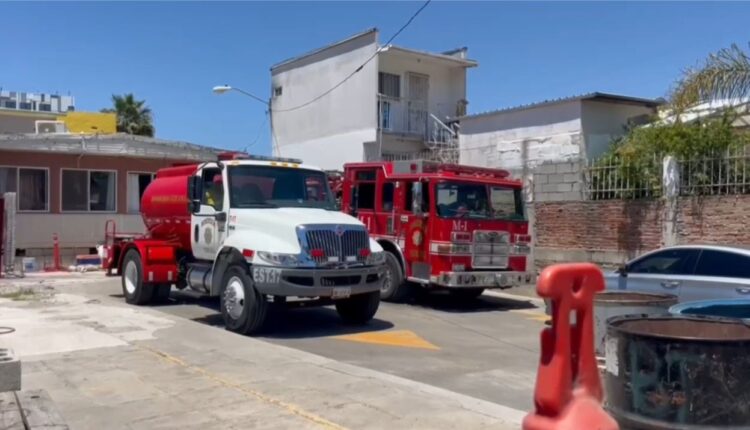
[[585, 155, 663, 200], [584, 148, 750, 200]]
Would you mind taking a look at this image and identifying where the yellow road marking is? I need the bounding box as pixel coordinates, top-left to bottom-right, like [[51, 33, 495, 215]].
[[511, 309, 551, 323], [334, 330, 439, 350], [137, 344, 346, 430]]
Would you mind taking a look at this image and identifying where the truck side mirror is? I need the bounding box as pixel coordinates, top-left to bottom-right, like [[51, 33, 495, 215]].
[[349, 187, 359, 217], [412, 182, 423, 216], [616, 264, 628, 277], [187, 176, 202, 214]]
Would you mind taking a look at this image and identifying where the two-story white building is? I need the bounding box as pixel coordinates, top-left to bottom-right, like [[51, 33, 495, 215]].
[[270, 28, 477, 169]]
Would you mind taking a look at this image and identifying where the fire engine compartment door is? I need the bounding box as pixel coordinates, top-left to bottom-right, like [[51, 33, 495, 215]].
[[191, 165, 226, 261], [404, 181, 430, 278]]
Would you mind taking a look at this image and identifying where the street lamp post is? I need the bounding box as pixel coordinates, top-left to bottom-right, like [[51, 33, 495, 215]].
[[212, 84, 275, 154]]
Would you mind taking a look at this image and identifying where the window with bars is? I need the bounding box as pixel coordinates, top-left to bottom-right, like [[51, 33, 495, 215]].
[[378, 72, 400, 98]]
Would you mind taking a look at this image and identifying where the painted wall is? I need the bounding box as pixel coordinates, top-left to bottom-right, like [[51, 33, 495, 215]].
[[0, 110, 58, 133], [0, 150, 193, 250], [459, 101, 583, 173], [58, 112, 117, 134], [271, 31, 379, 168], [580, 100, 656, 159]]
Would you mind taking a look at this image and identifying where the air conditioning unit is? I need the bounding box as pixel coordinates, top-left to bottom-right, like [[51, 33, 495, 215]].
[[35, 120, 68, 134]]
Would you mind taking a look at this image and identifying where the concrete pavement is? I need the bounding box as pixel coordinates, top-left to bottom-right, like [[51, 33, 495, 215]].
[[0, 273, 537, 429]]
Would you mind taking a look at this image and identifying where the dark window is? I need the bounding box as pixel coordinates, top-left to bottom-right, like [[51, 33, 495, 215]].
[[18, 169, 47, 211], [62, 170, 88, 211], [378, 72, 400, 98], [356, 170, 376, 181], [694, 250, 750, 278], [18, 102, 31, 110], [381, 182, 394, 211], [629, 249, 699, 275], [4, 101, 16, 109], [357, 183, 376, 210], [201, 168, 223, 211], [39, 103, 51, 112], [227, 165, 335, 210], [274, 86, 282, 97]]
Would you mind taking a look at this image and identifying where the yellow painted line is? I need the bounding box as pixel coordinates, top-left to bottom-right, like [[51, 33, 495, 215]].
[[334, 330, 439, 350], [511, 309, 551, 323], [137, 344, 346, 430]]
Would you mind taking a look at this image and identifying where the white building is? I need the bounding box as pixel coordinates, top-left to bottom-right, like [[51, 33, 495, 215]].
[[270, 28, 477, 169], [459, 93, 662, 174], [0, 90, 74, 113]]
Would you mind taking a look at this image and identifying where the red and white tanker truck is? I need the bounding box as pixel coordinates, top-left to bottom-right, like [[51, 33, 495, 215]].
[[103, 153, 386, 335]]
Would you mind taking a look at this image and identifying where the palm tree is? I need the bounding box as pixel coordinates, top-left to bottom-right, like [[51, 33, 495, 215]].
[[102, 93, 155, 137], [671, 43, 750, 111]]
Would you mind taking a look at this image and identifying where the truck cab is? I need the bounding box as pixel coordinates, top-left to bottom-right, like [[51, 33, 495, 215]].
[[107, 153, 386, 335], [339, 160, 533, 301]]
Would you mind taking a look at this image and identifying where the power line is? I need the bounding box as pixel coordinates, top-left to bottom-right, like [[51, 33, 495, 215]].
[[241, 112, 269, 152], [273, 0, 432, 114]]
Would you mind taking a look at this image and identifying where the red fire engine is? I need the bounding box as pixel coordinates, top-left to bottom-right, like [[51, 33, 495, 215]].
[[338, 160, 534, 301]]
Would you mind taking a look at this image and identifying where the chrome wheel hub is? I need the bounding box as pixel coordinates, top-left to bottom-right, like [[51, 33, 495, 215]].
[[381, 266, 392, 293], [224, 276, 246, 320], [124, 260, 138, 294]]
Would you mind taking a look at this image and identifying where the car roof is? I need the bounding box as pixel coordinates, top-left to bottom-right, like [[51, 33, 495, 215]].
[[638, 244, 750, 259]]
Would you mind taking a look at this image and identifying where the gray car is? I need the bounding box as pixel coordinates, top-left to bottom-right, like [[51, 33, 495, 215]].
[[605, 245, 750, 303]]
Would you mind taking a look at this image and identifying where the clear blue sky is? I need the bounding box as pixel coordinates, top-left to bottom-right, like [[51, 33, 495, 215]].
[[3, 1, 749, 155]]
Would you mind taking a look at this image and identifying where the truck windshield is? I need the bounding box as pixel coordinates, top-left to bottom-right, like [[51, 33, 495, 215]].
[[227, 165, 336, 210], [436, 182, 524, 221]]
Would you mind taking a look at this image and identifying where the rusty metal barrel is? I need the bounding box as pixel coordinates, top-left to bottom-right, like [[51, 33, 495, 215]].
[[605, 314, 750, 429], [593, 292, 677, 357]]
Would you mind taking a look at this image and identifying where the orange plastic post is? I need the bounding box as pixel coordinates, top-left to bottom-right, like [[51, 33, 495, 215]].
[[523, 263, 619, 430]]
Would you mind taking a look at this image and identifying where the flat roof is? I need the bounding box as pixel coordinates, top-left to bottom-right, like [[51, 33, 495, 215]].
[[0, 133, 225, 161], [380, 45, 477, 68], [460, 92, 664, 120], [271, 28, 378, 72]]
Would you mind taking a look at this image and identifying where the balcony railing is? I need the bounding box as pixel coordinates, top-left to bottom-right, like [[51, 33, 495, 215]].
[[377, 94, 428, 137]]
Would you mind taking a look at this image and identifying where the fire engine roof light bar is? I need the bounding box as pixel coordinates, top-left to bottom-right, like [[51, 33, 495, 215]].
[[217, 152, 303, 165]]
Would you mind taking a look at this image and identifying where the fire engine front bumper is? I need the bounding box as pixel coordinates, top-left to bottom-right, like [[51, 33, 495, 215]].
[[431, 271, 534, 289], [251, 264, 385, 298]]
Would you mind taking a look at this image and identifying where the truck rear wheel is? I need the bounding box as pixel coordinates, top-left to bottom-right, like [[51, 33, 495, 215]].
[[335, 291, 380, 324], [121, 249, 154, 305], [380, 252, 411, 302], [220, 264, 268, 335]]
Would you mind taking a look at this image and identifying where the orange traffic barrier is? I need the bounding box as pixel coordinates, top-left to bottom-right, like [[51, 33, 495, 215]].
[[523, 263, 619, 430]]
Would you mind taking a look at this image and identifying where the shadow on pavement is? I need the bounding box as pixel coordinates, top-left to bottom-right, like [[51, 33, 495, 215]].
[[155, 290, 394, 339], [406, 290, 537, 313]]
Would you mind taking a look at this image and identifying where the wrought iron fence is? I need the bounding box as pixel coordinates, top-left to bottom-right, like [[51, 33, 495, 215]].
[[679, 148, 750, 196], [585, 155, 663, 200], [584, 148, 750, 200]]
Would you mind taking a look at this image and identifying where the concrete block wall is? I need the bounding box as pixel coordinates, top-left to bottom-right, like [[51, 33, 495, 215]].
[[532, 160, 584, 203]]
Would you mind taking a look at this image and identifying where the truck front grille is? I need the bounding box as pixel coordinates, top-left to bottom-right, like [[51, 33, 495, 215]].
[[472, 230, 510, 269], [303, 227, 369, 265]]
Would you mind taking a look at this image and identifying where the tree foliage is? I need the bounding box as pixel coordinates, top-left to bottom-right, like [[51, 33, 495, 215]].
[[102, 93, 155, 137], [671, 43, 750, 111]]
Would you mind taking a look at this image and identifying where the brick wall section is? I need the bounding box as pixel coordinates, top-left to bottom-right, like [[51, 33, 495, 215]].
[[536, 200, 664, 253], [677, 195, 750, 244]]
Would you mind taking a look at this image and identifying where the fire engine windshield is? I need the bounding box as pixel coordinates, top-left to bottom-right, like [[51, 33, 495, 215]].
[[227, 165, 336, 210], [436, 182, 524, 221]]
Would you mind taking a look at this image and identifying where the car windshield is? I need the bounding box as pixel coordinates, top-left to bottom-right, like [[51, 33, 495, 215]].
[[228, 165, 336, 210], [436, 182, 524, 220]]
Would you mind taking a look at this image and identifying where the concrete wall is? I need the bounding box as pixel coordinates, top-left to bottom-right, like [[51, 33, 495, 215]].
[[0, 111, 59, 133], [458, 101, 583, 173], [532, 161, 584, 202], [378, 51, 467, 120], [580, 100, 656, 159], [271, 31, 379, 167]]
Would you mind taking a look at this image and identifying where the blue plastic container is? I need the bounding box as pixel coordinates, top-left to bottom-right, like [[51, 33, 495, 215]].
[[669, 299, 750, 320]]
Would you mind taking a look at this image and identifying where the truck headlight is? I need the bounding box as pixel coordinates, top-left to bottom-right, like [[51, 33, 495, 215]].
[[366, 251, 386, 266], [257, 251, 301, 267]]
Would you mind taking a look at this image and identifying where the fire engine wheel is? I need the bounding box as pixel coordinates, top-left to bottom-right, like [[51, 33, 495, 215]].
[[335, 291, 380, 324], [220, 265, 268, 335], [380, 252, 411, 302], [449, 288, 485, 299], [121, 249, 154, 305]]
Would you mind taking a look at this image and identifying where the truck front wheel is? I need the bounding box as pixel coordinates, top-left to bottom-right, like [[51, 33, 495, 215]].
[[380, 252, 411, 302], [335, 291, 380, 324], [121, 249, 154, 305], [220, 265, 268, 335]]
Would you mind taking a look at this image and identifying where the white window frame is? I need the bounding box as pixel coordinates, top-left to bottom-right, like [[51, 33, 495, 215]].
[[0, 165, 50, 213], [126, 171, 156, 214], [60, 168, 118, 213]]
